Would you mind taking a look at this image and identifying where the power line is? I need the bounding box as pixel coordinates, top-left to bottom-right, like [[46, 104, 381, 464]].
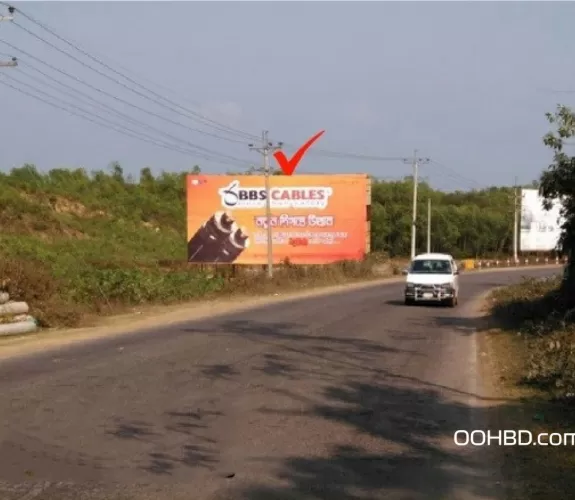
[[0, 39, 255, 166], [1, 50, 255, 165], [296, 149, 408, 161], [3, 3, 485, 177], [12, 61, 254, 167], [0, 73, 252, 168], [6, 5, 419, 162], [8, 7, 260, 141], [536, 87, 575, 94], [7, 5, 219, 114], [428, 160, 483, 189], [10, 21, 256, 145]]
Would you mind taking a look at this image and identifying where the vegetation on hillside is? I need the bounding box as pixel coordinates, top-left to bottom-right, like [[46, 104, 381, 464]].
[[0, 162, 395, 327], [0, 155, 532, 328]]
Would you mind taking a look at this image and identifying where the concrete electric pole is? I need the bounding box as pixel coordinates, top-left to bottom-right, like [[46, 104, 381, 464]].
[[427, 198, 431, 254], [0, 6, 16, 67], [249, 131, 283, 278], [513, 177, 519, 263], [0, 4, 14, 22], [403, 150, 430, 260]]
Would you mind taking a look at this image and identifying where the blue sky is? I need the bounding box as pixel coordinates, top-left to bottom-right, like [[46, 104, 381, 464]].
[[1, 1, 574, 191]]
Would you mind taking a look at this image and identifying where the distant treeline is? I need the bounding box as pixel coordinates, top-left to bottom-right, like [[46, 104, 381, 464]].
[[0, 162, 538, 259], [233, 165, 530, 258]]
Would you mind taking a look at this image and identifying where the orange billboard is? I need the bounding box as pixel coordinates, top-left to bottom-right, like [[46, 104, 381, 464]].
[[186, 174, 370, 265]]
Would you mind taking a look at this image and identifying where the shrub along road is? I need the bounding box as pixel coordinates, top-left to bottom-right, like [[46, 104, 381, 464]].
[[0, 267, 560, 500]]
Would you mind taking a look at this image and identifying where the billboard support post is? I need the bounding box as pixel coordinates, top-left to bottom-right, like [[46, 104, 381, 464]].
[[249, 131, 283, 278]]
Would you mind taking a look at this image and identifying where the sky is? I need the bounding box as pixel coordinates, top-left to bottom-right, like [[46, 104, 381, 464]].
[[1, 1, 575, 191]]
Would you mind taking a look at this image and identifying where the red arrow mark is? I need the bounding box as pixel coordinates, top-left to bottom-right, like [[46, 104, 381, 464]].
[[273, 130, 325, 175]]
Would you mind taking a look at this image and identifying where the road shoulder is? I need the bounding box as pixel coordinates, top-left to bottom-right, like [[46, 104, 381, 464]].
[[476, 279, 575, 500], [0, 274, 406, 360], [0, 265, 560, 362]]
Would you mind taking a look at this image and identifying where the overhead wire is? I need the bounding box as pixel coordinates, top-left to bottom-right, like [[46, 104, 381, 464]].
[[0, 50, 253, 167], [4, 63, 480, 185], [9, 22, 256, 146], [8, 6, 260, 141], [6, 5, 420, 162], [12, 60, 255, 168], [0, 39, 255, 166], [0, 77, 198, 160], [3, 4, 488, 185], [428, 160, 484, 190], [0, 72, 252, 168]]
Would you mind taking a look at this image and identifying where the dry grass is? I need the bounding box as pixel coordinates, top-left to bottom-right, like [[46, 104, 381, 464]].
[[482, 275, 575, 499], [0, 253, 405, 328]]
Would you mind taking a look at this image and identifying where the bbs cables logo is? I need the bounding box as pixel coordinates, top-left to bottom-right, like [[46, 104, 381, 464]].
[[218, 181, 333, 210]]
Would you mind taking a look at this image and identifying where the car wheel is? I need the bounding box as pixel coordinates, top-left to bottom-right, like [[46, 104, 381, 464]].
[[405, 297, 414, 306], [446, 296, 456, 308]]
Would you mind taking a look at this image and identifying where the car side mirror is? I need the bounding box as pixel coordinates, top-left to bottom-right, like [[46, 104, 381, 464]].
[[401, 268, 409, 276]]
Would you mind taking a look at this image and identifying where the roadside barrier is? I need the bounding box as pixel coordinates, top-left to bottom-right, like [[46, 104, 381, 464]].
[[460, 256, 567, 270]]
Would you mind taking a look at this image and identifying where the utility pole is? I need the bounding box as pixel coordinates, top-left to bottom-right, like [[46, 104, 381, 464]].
[[427, 198, 431, 253], [0, 6, 16, 67], [249, 131, 283, 278], [403, 150, 430, 259], [513, 176, 519, 263], [0, 4, 14, 22]]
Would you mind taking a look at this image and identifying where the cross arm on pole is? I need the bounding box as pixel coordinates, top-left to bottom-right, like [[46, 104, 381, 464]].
[[248, 131, 283, 278], [0, 3, 15, 21], [0, 56, 17, 67]]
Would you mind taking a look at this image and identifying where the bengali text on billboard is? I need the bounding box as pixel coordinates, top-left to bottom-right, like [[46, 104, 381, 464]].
[[186, 174, 370, 264], [520, 188, 564, 252]]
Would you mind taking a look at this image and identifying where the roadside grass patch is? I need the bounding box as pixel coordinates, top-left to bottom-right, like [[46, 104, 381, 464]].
[[484, 274, 575, 499], [0, 251, 398, 329]]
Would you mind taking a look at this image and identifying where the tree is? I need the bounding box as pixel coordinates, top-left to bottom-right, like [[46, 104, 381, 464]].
[[541, 105, 575, 293]]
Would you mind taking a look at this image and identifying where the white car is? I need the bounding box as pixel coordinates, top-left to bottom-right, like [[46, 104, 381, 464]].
[[402, 252, 460, 307]]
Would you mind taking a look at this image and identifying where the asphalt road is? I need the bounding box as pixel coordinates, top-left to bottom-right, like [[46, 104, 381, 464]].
[[0, 267, 559, 500]]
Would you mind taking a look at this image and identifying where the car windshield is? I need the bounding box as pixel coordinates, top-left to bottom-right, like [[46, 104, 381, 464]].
[[410, 259, 452, 274]]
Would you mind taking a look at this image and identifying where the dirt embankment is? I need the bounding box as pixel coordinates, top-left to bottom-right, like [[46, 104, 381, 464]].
[[478, 275, 575, 500]]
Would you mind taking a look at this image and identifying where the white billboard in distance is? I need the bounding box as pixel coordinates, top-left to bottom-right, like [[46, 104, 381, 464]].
[[520, 188, 564, 252]]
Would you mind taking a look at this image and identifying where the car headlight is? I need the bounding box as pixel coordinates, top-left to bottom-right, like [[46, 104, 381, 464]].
[[406, 282, 415, 289]]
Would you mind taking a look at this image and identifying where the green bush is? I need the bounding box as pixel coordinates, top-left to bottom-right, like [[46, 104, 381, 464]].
[[490, 276, 575, 399]]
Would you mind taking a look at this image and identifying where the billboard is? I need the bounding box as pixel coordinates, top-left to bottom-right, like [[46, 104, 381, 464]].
[[520, 188, 564, 252], [186, 174, 370, 264]]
